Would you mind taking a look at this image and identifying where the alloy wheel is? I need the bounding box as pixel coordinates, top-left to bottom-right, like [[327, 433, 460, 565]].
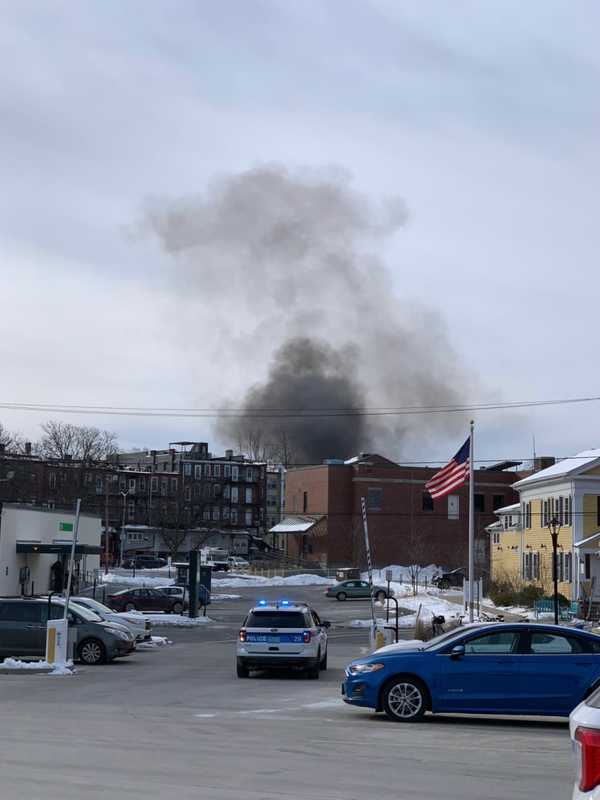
[[386, 682, 423, 720]]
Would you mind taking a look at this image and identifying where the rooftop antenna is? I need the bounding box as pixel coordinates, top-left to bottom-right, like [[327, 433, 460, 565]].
[[532, 434, 536, 467]]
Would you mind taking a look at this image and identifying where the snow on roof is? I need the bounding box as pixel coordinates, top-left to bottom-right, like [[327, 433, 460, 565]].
[[269, 515, 322, 534], [515, 449, 600, 488], [494, 503, 520, 514]]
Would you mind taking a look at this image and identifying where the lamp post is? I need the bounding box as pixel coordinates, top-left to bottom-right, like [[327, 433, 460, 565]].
[[548, 516, 562, 625], [120, 490, 129, 568]]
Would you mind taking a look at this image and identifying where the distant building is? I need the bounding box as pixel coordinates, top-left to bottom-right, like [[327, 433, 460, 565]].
[[266, 466, 285, 549], [278, 453, 522, 571]]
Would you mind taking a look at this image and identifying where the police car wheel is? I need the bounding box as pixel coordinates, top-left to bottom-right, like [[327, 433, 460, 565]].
[[307, 658, 320, 679], [236, 659, 249, 678]]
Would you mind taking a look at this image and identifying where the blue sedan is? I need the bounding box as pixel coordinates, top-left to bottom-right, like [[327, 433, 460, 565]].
[[342, 623, 600, 722]]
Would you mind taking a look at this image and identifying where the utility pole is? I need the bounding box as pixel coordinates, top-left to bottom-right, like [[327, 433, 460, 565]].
[[120, 490, 129, 567], [104, 475, 110, 574]]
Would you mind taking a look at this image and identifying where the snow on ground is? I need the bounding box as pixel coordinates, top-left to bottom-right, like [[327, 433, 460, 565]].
[[211, 593, 241, 601], [2, 658, 74, 675], [101, 573, 175, 588], [128, 613, 213, 627], [137, 635, 173, 649], [211, 573, 333, 588], [367, 564, 444, 584]]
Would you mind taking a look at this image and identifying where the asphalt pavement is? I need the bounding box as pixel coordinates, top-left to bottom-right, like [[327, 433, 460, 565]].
[[0, 585, 574, 799]]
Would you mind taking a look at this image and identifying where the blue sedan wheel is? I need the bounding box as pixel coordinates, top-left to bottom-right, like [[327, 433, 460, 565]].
[[383, 678, 427, 722]]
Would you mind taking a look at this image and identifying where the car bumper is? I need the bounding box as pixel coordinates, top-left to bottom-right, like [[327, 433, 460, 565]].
[[111, 641, 136, 658], [342, 676, 381, 709], [238, 656, 319, 669]]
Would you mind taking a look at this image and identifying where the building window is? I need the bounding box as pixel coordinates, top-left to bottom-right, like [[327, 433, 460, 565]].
[[95, 477, 103, 494], [139, 477, 146, 492], [245, 510, 253, 526], [49, 472, 57, 489], [474, 494, 485, 513], [525, 501, 532, 529], [246, 468, 253, 482], [194, 483, 201, 499], [171, 478, 177, 493], [212, 506, 220, 521], [224, 464, 231, 478], [422, 493, 434, 512], [448, 495, 459, 520], [214, 483, 222, 498], [231, 487, 239, 504], [205, 464, 212, 478], [84, 472, 92, 485], [213, 464, 221, 478], [222, 506, 230, 520], [231, 508, 238, 524], [223, 484, 230, 500], [127, 501, 136, 521], [492, 531, 500, 545], [194, 465, 202, 479], [184, 463, 192, 476], [492, 495, 505, 512], [128, 478, 136, 493], [185, 486, 192, 502], [119, 478, 127, 491], [367, 487, 383, 512], [161, 480, 167, 496], [203, 508, 211, 520], [232, 465, 239, 482], [564, 496, 572, 526]]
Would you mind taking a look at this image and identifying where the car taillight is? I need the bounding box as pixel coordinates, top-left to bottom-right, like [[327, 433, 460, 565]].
[[303, 631, 311, 643], [575, 727, 600, 792], [239, 630, 247, 642]]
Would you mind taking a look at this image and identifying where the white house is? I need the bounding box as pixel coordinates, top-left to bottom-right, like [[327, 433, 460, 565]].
[[0, 504, 102, 596]]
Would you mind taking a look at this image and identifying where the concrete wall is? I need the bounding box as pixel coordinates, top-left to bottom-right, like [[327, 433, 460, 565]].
[[0, 505, 101, 596]]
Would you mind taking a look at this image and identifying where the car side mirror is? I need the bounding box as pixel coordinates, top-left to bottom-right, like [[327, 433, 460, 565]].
[[450, 644, 465, 659], [321, 620, 331, 629]]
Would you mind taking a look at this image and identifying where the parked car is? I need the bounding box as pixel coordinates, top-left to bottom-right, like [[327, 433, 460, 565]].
[[121, 555, 167, 570], [0, 597, 135, 665], [228, 556, 249, 570], [72, 596, 152, 642], [155, 584, 211, 606], [343, 623, 600, 722], [325, 580, 393, 602], [431, 568, 466, 590], [107, 587, 187, 614], [571, 686, 600, 799]]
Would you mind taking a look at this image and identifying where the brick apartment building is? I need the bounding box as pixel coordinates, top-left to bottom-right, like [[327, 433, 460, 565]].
[[282, 453, 522, 575], [0, 441, 267, 564]]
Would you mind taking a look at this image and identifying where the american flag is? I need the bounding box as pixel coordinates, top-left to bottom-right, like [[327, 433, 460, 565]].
[[425, 438, 470, 500]]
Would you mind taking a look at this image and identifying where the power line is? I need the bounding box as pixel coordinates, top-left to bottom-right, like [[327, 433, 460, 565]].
[[1, 392, 600, 418]]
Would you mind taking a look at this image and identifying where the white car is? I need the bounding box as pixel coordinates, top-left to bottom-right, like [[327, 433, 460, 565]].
[[228, 557, 249, 570], [236, 600, 330, 679], [571, 688, 600, 798], [72, 596, 152, 642]]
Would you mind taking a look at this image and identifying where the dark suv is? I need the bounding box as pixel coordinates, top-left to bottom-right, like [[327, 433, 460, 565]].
[[107, 587, 187, 614], [122, 555, 167, 569], [0, 598, 135, 664]]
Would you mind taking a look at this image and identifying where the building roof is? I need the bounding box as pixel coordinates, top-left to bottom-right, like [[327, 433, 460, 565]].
[[514, 449, 600, 489], [494, 502, 520, 514], [269, 515, 323, 534]]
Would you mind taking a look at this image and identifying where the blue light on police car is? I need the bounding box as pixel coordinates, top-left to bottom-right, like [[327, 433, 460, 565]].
[[279, 600, 290, 606], [258, 599, 268, 606]]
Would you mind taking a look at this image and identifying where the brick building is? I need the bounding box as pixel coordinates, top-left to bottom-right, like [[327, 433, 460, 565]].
[[281, 453, 522, 574], [0, 440, 267, 564]]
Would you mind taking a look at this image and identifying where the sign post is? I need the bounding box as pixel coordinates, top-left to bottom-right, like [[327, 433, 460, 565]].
[[385, 568, 393, 622]]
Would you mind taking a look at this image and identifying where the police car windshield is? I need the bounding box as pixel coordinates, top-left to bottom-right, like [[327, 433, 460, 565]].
[[246, 611, 308, 628]]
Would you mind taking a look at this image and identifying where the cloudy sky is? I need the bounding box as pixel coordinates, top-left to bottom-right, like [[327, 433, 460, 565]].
[[1, 0, 599, 464]]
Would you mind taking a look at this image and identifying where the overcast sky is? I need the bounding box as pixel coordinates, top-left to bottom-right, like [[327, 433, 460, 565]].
[[2, 0, 599, 464]]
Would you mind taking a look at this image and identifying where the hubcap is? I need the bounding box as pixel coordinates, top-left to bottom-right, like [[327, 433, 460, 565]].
[[387, 683, 423, 718], [82, 642, 102, 663]]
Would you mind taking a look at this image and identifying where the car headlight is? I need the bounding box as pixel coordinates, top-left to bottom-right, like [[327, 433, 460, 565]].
[[348, 662, 385, 676], [111, 628, 132, 641]]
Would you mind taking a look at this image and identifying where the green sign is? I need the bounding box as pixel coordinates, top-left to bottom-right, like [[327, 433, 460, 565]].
[[59, 522, 74, 533]]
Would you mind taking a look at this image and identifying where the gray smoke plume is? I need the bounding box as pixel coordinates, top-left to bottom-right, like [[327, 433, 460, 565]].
[[143, 165, 470, 462]]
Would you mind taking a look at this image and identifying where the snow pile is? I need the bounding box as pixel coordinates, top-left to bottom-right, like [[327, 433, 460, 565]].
[[100, 573, 175, 588], [129, 613, 213, 627], [2, 658, 74, 675], [350, 592, 463, 630], [350, 618, 387, 628], [211, 593, 241, 601], [212, 573, 333, 588], [367, 565, 444, 584], [137, 635, 172, 649]]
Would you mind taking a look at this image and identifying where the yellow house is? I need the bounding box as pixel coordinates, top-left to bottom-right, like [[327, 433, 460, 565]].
[[489, 449, 600, 601]]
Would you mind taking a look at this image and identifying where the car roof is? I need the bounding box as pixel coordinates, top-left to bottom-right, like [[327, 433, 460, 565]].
[[249, 601, 309, 612]]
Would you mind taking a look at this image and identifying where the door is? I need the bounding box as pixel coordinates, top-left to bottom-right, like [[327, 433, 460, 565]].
[[519, 630, 596, 714], [352, 581, 371, 598], [437, 629, 523, 713], [0, 602, 47, 658]]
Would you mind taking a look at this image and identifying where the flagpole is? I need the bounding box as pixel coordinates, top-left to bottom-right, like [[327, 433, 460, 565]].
[[468, 420, 475, 622]]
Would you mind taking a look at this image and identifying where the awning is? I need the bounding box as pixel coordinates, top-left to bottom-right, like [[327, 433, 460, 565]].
[[574, 532, 600, 548], [16, 542, 103, 555], [269, 515, 322, 534]]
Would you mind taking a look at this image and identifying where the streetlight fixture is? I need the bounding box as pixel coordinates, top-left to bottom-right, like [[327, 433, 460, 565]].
[[547, 515, 562, 625]]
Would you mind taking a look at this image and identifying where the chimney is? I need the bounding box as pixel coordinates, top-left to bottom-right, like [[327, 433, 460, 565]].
[[25, 442, 32, 455], [226, 449, 233, 460], [534, 456, 556, 472]]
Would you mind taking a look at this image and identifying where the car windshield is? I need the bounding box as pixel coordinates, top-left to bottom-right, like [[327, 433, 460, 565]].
[[49, 601, 103, 623], [75, 598, 113, 615], [246, 611, 308, 629], [422, 626, 485, 651]]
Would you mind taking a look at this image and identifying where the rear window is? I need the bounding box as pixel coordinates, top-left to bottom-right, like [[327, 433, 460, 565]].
[[587, 685, 600, 709], [0, 602, 44, 622], [246, 611, 309, 629]]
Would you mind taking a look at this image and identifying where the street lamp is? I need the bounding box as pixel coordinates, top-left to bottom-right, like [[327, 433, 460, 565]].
[[120, 490, 129, 567], [547, 516, 562, 625]]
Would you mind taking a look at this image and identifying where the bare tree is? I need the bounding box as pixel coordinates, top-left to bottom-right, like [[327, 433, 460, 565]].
[[38, 421, 118, 461], [405, 529, 429, 596], [0, 423, 26, 453]]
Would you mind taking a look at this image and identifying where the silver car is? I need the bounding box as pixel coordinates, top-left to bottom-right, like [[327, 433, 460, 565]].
[[72, 596, 152, 642]]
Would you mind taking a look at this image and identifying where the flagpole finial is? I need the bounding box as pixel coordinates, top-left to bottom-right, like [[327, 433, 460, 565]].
[[470, 419, 475, 427]]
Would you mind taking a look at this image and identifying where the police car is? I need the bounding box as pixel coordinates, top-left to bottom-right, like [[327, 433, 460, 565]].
[[236, 600, 330, 679]]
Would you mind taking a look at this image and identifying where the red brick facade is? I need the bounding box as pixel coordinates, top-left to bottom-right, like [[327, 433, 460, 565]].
[[285, 455, 521, 574]]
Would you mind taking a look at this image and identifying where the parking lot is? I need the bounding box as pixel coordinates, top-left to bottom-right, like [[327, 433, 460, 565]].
[[0, 585, 574, 799]]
